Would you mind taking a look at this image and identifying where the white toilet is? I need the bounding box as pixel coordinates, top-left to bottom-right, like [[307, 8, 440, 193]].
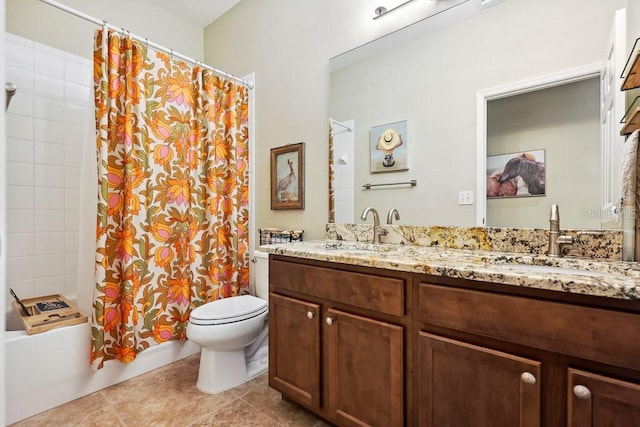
[[187, 251, 269, 394]]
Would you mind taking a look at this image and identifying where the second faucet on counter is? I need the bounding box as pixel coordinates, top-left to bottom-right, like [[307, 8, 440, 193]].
[[547, 204, 573, 257], [387, 208, 400, 224]]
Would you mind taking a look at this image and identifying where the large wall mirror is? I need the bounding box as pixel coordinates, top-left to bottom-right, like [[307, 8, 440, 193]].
[[485, 77, 601, 229], [329, 0, 628, 230], [477, 64, 621, 230]]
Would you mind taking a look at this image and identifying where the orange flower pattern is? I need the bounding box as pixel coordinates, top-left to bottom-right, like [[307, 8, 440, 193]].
[[328, 129, 335, 223], [91, 29, 250, 369]]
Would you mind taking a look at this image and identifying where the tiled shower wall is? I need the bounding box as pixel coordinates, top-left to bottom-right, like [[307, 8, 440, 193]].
[[332, 119, 355, 223], [4, 32, 91, 308]]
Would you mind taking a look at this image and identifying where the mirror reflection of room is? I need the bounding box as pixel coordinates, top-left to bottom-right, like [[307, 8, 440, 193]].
[[486, 78, 601, 229], [329, 0, 627, 231]]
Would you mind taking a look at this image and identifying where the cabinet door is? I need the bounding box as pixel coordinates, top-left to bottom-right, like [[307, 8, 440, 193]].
[[269, 293, 321, 409], [568, 368, 640, 426], [418, 332, 541, 427], [325, 308, 404, 427]]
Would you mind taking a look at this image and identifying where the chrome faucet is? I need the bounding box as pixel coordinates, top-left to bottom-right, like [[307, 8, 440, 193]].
[[361, 207, 388, 243], [387, 208, 400, 224], [547, 204, 573, 257]]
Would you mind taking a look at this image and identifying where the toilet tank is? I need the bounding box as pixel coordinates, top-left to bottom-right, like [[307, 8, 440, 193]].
[[254, 251, 269, 300]]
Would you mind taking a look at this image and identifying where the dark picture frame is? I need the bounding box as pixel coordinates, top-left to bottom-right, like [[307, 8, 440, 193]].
[[271, 142, 305, 210]]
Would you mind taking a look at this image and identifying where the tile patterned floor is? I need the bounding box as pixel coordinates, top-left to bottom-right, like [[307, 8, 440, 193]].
[[11, 354, 329, 427]]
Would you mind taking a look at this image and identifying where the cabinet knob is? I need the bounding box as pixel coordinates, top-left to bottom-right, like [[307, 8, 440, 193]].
[[306, 310, 315, 319], [573, 385, 592, 400], [520, 372, 536, 385], [325, 317, 334, 326]]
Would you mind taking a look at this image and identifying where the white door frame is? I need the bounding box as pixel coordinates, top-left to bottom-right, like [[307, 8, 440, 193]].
[[475, 62, 603, 226], [1, 0, 7, 421], [601, 8, 626, 226]]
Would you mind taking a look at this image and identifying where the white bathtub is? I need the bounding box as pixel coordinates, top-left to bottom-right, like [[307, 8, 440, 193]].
[[5, 307, 201, 425]]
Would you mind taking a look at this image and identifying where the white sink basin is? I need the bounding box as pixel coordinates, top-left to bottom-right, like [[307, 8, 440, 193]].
[[322, 241, 400, 253]]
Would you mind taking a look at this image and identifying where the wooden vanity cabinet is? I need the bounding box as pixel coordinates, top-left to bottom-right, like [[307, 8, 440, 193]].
[[418, 332, 541, 427], [415, 276, 640, 427], [268, 256, 411, 427], [269, 292, 321, 408], [568, 368, 640, 426], [269, 254, 640, 426], [326, 307, 405, 427]]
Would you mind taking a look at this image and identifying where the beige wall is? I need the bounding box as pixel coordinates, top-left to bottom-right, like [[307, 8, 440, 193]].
[[203, 0, 470, 240], [205, 0, 627, 239], [6, 0, 204, 59], [627, 0, 640, 107], [486, 78, 601, 229], [5, 0, 637, 239], [628, 0, 640, 60]]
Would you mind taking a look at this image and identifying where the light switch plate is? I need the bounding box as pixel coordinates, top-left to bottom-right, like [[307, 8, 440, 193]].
[[458, 191, 474, 205]]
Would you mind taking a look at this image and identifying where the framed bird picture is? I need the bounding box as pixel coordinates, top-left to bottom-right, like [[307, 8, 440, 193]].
[[271, 142, 305, 210]]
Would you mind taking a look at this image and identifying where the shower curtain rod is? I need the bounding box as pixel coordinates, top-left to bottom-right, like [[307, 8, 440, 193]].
[[330, 119, 353, 132], [36, 0, 254, 89]]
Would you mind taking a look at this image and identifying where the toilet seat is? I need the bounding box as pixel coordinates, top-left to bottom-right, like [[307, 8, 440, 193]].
[[190, 295, 268, 326]]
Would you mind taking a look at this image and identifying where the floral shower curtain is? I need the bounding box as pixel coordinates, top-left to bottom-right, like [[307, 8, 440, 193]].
[[91, 28, 250, 369], [328, 127, 335, 223]]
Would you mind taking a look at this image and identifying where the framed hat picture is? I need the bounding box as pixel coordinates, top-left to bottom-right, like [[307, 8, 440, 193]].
[[370, 120, 408, 173]]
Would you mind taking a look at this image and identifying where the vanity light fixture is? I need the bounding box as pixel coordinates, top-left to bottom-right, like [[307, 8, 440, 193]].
[[374, 6, 388, 17], [373, 0, 423, 19], [478, 0, 506, 9]]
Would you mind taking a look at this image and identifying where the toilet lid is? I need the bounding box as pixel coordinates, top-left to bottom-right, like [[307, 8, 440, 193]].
[[190, 295, 268, 325]]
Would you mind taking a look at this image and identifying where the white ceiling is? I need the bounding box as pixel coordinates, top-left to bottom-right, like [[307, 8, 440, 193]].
[[149, 0, 242, 28]]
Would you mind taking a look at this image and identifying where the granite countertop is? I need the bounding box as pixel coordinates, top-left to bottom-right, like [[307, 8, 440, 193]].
[[260, 240, 640, 301]]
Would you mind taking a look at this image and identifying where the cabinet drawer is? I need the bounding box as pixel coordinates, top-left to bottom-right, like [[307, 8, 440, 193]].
[[270, 259, 405, 317], [418, 283, 640, 371]]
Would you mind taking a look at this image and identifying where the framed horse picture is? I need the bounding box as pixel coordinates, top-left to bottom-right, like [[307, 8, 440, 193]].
[[486, 150, 545, 198]]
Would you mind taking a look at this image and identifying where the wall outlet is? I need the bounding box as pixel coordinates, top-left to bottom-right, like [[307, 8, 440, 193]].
[[458, 191, 474, 205]]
